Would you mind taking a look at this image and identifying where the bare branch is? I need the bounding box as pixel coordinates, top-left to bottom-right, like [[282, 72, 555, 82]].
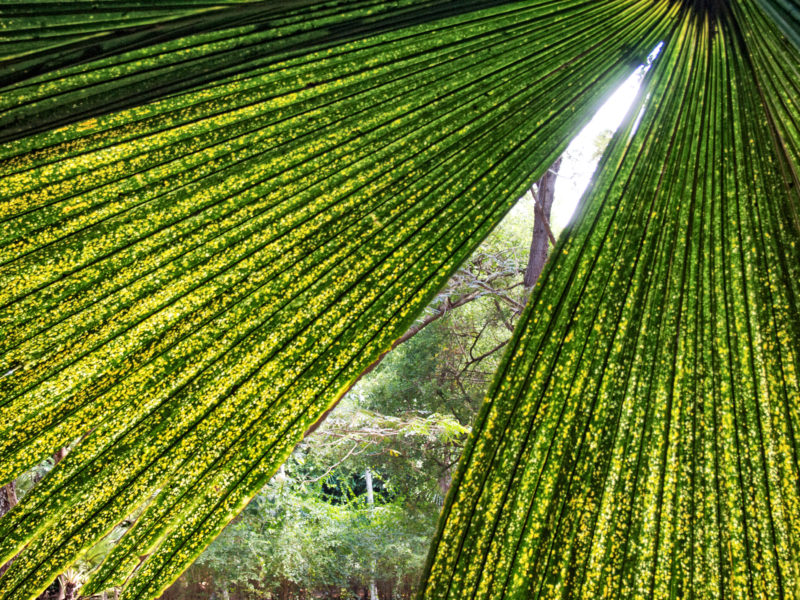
[[304, 442, 372, 483], [463, 339, 510, 367], [534, 199, 558, 247]]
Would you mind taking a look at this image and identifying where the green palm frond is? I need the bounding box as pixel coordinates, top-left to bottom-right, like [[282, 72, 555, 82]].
[[752, 0, 800, 49], [0, 1, 798, 599], [421, 4, 800, 597]]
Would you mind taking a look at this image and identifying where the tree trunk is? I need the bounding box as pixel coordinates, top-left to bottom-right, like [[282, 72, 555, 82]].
[[280, 578, 290, 600], [0, 482, 18, 577], [524, 157, 562, 290], [53, 446, 68, 464], [437, 471, 452, 499], [0, 482, 17, 516]]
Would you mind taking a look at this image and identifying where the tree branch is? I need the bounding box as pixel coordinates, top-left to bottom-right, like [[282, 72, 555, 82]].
[[304, 288, 486, 437]]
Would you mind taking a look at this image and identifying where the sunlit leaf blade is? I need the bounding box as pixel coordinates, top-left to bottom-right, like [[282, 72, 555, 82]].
[[0, 1, 264, 95], [0, 0, 605, 141], [0, 1, 677, 598], [420, 3, 800, 598]]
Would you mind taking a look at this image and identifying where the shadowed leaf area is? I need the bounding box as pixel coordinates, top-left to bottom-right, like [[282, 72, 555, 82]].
[[0, 1, 798, 599]]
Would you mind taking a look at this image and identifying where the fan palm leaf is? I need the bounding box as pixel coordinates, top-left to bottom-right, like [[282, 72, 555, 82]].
[[0, 1, 797, 599], [421, 4, 800, 598]]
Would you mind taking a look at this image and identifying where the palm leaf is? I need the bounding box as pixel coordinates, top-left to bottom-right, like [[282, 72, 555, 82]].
[[421, 3, 800, 598], [752, 0, 800, 49], [0, 1, 797, 599]]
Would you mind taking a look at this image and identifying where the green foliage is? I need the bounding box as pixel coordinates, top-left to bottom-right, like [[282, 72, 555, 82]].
[[191, 473, 404, 594], [360, 202, 533, 422], [178, 422, 449, 598]]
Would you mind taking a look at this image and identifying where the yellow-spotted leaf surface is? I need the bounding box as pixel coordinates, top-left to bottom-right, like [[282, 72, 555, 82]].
[[420, 3, 800, 599], [0, 1, 673, 598], [1, 1, 799, 600]]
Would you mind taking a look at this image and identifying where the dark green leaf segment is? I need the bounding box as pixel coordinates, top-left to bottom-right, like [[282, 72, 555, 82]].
[[0, 1, 673, 598], [421, 3, 800, 599], [0, 1, 797, 599], [751, 0, 800, 50]]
